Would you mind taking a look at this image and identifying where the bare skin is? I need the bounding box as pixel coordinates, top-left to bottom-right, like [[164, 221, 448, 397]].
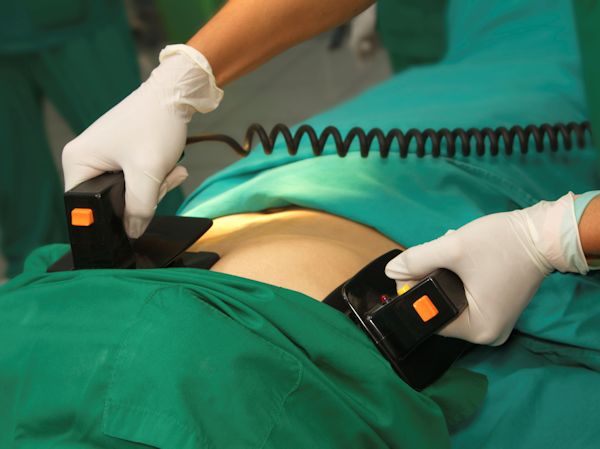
[[187, 0, 375, 86], [189, 209, 402, 300]]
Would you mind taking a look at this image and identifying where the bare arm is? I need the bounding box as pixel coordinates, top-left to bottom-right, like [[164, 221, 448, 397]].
[[187, 0, 375, 86], [579, 195, 600, 257]]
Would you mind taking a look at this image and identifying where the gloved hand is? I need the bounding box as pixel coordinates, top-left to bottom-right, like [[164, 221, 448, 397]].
[[385, 193, 589, 346], [62, 44, 223, 238], [348, 4, 378, 60]]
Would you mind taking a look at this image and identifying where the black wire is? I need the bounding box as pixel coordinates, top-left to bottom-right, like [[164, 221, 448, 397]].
[[186, 121, 592, 158]]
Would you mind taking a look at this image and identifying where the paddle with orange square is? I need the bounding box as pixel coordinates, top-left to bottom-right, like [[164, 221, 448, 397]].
[[331, 250, 471, 390]]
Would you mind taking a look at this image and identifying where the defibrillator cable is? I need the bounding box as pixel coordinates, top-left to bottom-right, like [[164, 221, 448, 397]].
[[185, 121, 592, 158]]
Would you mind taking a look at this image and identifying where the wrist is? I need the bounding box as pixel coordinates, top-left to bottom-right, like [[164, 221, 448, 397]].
[[523, 192, 589, 275], [147, 44, 224, 122]]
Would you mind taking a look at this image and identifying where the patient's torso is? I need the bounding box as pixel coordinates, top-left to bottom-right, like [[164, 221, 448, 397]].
[[188, 209, 402, 300]]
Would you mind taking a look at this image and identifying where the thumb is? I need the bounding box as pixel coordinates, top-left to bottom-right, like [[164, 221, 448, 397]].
[[123, 169, 162, 238], [385, 235, 456, 281]]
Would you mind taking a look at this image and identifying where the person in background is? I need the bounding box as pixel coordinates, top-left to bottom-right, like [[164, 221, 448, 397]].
[[0, 0, 182, 279]]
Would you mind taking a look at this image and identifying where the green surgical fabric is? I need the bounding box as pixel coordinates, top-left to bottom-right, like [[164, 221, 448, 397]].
[[0, 245, 486, 449]]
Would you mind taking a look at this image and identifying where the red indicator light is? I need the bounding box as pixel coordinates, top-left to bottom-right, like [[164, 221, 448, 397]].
[[380, 294, 391, 304]]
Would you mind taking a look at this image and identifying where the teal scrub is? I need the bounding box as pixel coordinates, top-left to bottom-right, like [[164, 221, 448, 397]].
[[0, 245, 486, 449], [0, 1, 183, 279], [179, 0, 600, 446]]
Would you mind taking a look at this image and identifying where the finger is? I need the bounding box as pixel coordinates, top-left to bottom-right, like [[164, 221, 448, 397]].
[[438, 300, 512, 346], [385, 236, 455, 281], [123, 170, 162, 238], [437, 309, 472, 340], [394, 279, 418, 295], [62, 142, 113, 191], [157, 165, 188, 203]]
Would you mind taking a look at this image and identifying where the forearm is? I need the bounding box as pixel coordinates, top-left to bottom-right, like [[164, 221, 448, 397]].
[[579, 195, 600, 256], [187, 0, 375, 86]]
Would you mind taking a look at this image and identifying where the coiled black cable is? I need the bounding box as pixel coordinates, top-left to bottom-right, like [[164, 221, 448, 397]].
[[186, 121, 592, 158]]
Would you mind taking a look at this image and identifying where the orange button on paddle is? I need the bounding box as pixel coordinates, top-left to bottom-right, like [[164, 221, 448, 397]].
[[71, 208, 94, 227], [413, 295, 439, 322]]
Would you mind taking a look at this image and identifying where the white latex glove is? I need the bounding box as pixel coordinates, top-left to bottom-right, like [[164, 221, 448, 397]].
[[348, 4, 378, 60], [62, 44, 223, 238], [385, 193, 589, 346]]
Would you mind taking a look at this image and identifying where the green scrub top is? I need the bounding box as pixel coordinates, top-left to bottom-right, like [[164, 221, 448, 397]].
[[0, 0, 184, 278], [377, 0, 447, 73], [0, 0, 126, 54]]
